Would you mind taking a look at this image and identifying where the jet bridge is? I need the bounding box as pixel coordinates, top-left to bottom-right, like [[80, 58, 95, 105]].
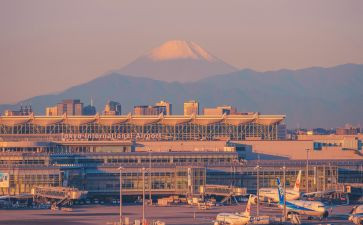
[[31, 186, 87, 209], [200, 185, 247, 204]]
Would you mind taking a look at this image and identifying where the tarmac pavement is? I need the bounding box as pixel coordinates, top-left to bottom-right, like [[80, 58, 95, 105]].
[[0, 203, 356, 225]]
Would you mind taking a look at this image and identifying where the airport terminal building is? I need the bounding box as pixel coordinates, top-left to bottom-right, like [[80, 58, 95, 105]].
[[0, 113, 286, 141], [0, 114, 362, 200]]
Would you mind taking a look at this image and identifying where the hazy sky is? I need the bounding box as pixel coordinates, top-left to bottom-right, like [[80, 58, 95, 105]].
[[1, 0, 363, 104]]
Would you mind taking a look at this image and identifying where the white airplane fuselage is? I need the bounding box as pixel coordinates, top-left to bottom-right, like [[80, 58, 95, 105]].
[[215, 195, 253, 225], [276, 178, 328, 219], [281, 199, 328, 218]]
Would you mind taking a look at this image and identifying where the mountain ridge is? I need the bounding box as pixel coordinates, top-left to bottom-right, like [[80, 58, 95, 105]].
[[1, 63, 362, 128]]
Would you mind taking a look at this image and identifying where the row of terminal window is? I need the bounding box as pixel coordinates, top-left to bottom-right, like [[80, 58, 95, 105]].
[[0, 160, 45, 164]]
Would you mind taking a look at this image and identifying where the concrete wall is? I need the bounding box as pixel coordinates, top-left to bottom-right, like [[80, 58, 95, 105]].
[[298, 134, 363, 141], [298, 134, 363, 150], [236, 140, 363, 160], [134, 140, 363, 160], [135, 141, 228, 152]]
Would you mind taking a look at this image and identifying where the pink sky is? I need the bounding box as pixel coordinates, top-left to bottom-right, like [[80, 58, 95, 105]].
[[1, 0, 363, 103]]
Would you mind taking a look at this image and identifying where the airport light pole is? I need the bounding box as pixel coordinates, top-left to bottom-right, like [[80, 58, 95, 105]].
[[329, 162, 333, 190], [323, 164, 326, 192], [283, 165, 287, 221], [141, 167, 146, 224], [305, 148, 310, 193], [256, 163, 260, 217], [149, 148, 152, 206], [118, 167, 124, 225]]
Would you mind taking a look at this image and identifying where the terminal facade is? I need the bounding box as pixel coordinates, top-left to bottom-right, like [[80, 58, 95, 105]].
[[0, 113, 286, 141], [0, 114, 362, 200]]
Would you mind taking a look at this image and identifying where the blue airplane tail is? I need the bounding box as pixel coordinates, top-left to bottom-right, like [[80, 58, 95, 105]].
[[276, 177, 284, 205]]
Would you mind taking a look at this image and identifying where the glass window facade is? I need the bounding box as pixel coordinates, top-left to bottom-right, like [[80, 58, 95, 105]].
[[0, 115, 285, 141]]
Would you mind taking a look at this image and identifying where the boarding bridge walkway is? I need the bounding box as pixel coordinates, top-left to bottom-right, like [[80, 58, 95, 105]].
[[31, 186, 87, 208], [200, 185, 247, 204], [200, 184, 247, 196]]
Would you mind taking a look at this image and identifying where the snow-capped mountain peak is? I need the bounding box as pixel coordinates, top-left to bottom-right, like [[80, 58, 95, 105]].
[[147, 40, 216, 62], [120, 40, 237, 82]]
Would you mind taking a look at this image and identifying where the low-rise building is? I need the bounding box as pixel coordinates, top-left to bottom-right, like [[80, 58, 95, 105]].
[[3, 105, 32, 116]]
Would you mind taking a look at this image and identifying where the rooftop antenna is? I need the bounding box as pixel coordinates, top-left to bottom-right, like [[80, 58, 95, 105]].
[[91, 97, 94, 107]]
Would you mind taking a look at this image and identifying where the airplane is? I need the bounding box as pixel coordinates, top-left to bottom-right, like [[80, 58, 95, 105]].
[[255, 170, 302, 203], [214, 195, 253, 225], [349, 205, 363, 225], [276, 177, 329, 220]]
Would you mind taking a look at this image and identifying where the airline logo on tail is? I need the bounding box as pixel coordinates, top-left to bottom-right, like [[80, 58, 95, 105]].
[[276, 178, 284, 204], [293, 170, 302, 192], [245, 194, 252, 216]]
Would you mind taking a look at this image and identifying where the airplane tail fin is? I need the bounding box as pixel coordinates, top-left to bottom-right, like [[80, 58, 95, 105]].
[[276, 178, 284, 205], [245, 194, 252, 216], [293, 170, 302, 192]]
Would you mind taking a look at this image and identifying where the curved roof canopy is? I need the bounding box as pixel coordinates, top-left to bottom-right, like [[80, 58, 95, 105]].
[[159, 116, 192, 126], [97, 115, 130, 126], [128, 115, 162, 126], [63, 116, 96, 126], [224, 115, 256, 126], [191, 115, 224, 126], [0, 114, 285, 127], [0, 116, 30, 126], [255, 116, 285, 126], [30, 116, 64, 126]]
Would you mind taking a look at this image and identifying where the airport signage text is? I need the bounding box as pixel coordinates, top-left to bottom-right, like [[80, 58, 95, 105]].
[[62, 133, 162, 141]]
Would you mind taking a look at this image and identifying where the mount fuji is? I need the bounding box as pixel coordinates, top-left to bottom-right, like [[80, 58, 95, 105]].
[[0, 39, 363, 128], [120, 40, 237, 82]]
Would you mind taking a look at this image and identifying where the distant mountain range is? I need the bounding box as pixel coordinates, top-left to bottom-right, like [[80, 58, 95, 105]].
[[1, 63, 362, 128], [1, 40, 362, 128]]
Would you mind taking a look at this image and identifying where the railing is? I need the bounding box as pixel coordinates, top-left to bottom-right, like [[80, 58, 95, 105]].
[[200, 184, 247, 196], [246, 159, 363, 167], [31, 186, 88, 200]]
